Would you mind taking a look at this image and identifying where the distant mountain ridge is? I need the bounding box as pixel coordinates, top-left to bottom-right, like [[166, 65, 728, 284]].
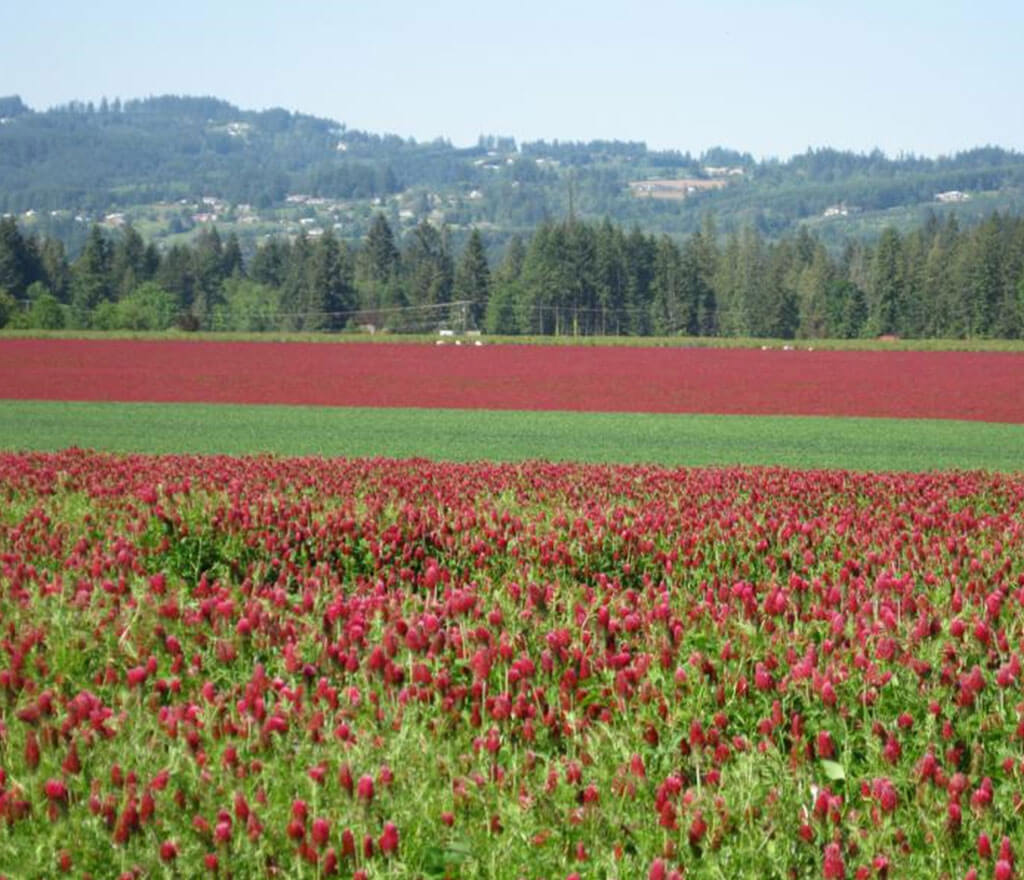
[[2, 94, 1023, 253]]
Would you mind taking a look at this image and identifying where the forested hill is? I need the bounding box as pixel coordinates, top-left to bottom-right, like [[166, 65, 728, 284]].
[[3, 93, 1024, 253]]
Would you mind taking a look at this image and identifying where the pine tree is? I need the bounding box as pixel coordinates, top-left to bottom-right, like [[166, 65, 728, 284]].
[[156, 245, 196, 313], [623, 226, 655, 334], [279, 233, 313, 331], [868, 227, 904, 336], [496, 236, 526, 284], [899, 230, 929, 338], [222, 233, 244, 279], [249, 239, 290, 289], [71, 225, 113, 325], [796, 244, 832, 338], [692, 215, 719, 336], [306, 230, 356, 330], [403, 221, 453, 309], [39, 237, 71, 302], [519, 222, 575, 334], [357, 214, 403, 323], [966, 214, 1006, 337], [762, 239, 799, 339], [191, 226, 227, 324], [649, 236, 684, 335], [563, 221, 598, 335], [998, 218, 1024, 338], [594, 219, 628, 335], [485, 236, 525, 335], [359, 213, 400, 285], [0, 216, 34, 298], [733, 226, 766, 336], [453, 228, 491, 328], [110, 225, 150, 299], [922, 228, 953, 336], [714, 232, 742, 336]]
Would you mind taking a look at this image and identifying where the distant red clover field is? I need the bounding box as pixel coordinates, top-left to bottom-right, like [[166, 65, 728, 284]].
[[2, 339, 1023, 421]]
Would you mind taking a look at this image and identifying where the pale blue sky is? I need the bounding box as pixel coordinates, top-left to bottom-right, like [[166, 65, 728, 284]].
[[1, 0, 1021, 159]]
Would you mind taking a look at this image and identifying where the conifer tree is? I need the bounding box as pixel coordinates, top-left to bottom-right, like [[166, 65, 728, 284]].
[[453, 228, 491, 328], [71, 225, 113, 324]]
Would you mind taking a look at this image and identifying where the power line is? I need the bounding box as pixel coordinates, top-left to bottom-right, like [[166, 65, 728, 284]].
[[17, 295, 665, 336]]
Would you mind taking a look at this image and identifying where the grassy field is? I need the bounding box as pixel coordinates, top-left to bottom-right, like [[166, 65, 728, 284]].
[[2, 400, 1022, 472], [5, 328, 1024, 352]]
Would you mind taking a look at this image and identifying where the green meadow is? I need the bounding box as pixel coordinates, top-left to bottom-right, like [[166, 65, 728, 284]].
[[1, 400, 1021, 472]]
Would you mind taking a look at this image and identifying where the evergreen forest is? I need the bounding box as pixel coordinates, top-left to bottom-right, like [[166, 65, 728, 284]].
[[2, 211, 1023, 340]]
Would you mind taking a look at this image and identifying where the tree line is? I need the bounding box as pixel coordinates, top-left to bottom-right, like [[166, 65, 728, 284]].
[[1, 210, 1023, 338]]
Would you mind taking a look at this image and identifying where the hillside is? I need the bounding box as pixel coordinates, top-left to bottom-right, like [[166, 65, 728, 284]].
[[2, 94, 1024, 254]]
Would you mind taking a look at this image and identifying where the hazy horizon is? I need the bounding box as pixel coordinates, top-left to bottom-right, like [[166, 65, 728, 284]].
[[2, 0, 1022, 162]]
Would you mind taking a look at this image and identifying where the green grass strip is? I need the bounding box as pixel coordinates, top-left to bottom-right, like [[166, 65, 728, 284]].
[[2, 400, 1022, 472], [5, 329, 1024, 352]]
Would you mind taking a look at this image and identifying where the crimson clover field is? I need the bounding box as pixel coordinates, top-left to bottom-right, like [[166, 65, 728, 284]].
[[2, 338, 1024, 879], [2, 339, 1024, 421]]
